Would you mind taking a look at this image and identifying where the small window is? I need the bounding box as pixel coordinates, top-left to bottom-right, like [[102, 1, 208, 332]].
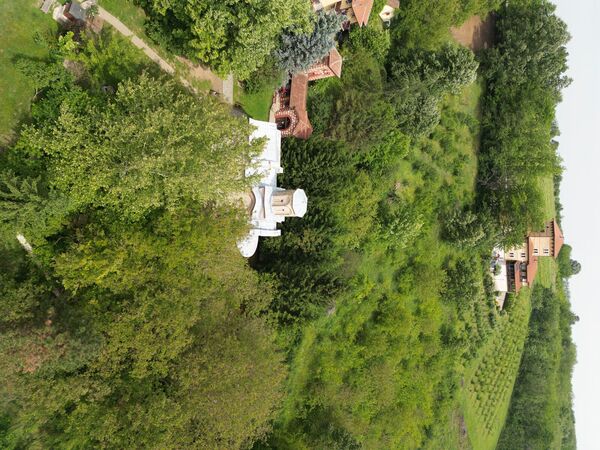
[[509, 252, 514, 258], [534, 248, 539, 255], [521, 252, 526, 259], [543, 248, 549, 255]]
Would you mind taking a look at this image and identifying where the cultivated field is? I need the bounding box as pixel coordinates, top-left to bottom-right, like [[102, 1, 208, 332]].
[[461, 289, 532, 450]]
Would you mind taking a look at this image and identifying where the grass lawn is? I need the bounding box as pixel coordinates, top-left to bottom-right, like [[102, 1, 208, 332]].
[[537, 257, 557, 289], [539, 175, 556, 221], [536, 176, 559, 288], [236, 83, 274, 121], [461, 288, 532, 450], [99, 0, 147, 38], [0, 1, 56, 143]]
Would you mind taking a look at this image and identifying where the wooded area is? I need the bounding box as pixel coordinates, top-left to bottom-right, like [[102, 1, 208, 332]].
[[0, 0, 578, 448]]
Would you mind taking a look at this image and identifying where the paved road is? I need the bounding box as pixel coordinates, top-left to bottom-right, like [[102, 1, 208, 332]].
[[98, 7, 234, 104]]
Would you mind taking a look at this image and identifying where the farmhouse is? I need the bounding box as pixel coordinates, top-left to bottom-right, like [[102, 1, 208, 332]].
[[492, 219, 564, 308]]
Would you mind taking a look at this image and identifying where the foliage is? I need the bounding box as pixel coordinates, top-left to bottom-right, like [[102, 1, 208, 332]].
[[308, 50, 396, 150], [1, 2, 578, 449], [570, 260, 581, 275], [556, 244, 581, 278], [15, 74, 258, 226], [137, 0, 312, 79], [257, 137, 380, 325], [69, 30, 152, 88], [377, 197, 424, 250], [275, 11, 344, 75], [243, 56, 285, 94], [477, 1, 571, 245], [389, 44, 479, 136], [258, 38, 488, 448], [497, 281, 577, 450], [0, 66, 285, 448], [462, 289, 532, 450], [347, 24, 391, 64], [443, 208, 496, 250], [0, 0, 56, 140], [441, 256, 498, 362], [390, 0, 501, 49]]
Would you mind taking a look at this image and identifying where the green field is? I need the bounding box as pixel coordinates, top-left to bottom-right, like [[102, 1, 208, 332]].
[[236, 83, 274, 121], [539, 175, 556, 221], [0, 1, 55, 143]]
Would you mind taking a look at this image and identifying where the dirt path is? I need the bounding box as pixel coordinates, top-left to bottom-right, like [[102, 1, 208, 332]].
[[175, 57, 234, 104], [98, 7, 175, 74], [97, 7, 234, 104], [451, 14, 496, 52]]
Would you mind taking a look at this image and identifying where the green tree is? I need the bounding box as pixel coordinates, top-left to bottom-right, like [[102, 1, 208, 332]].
[[138, 0, 312, 79], [442, 208, 496, 249], [477, 1, 570, 244], [0, 72, 286, 448], [275, 11, 344, 75], [389, 44, 478, 137], [347, 24, 391, 64], [16, 74, 260, 223]]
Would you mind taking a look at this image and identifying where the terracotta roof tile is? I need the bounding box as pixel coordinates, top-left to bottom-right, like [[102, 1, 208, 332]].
[[352, 0, 374, 26], [327, 47, 343, 78], [527, 240, 539, 285], [289, 73, 308, 110], [553, 219, 564, 257], [289, 74, 313, 140]]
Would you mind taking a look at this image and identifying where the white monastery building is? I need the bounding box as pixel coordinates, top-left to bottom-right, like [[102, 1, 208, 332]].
[[237, 119, 308, 257]]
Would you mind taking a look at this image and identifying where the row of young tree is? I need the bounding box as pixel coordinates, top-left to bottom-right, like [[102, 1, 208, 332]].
[[497, 280, 577, 450]]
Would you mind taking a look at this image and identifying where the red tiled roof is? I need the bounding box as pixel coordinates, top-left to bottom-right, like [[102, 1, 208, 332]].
[[327, 47, 343, 78], [289, 74, 313, 140], [553, 219, 564, 257], [289, 74, 308, 110], [513, 262, 523, 293], [527, 239, 539, 285], [293, 109, 313, 140], [352, 0, 374, 26]]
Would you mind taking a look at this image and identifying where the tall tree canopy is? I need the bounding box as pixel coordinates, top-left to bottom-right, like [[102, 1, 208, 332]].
[[0, 73, 286, 448], [275, 11, 344, 75], [477, 0, 571, 244], [138, 0, 312, 79]]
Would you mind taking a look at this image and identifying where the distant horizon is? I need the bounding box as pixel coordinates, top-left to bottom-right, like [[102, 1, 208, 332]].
[[552, 0, 600, 448]]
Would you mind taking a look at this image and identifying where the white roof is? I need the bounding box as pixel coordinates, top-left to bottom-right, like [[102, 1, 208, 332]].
[[237, 233, 259, 258], [248, 119, 281, 178], [292, 189, 308, 217], [491, 247, 508, 293], [238, 120, 307, 257]]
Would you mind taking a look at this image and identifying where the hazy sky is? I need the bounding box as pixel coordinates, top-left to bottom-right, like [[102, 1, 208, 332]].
[[552, 1, 600, 448]]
